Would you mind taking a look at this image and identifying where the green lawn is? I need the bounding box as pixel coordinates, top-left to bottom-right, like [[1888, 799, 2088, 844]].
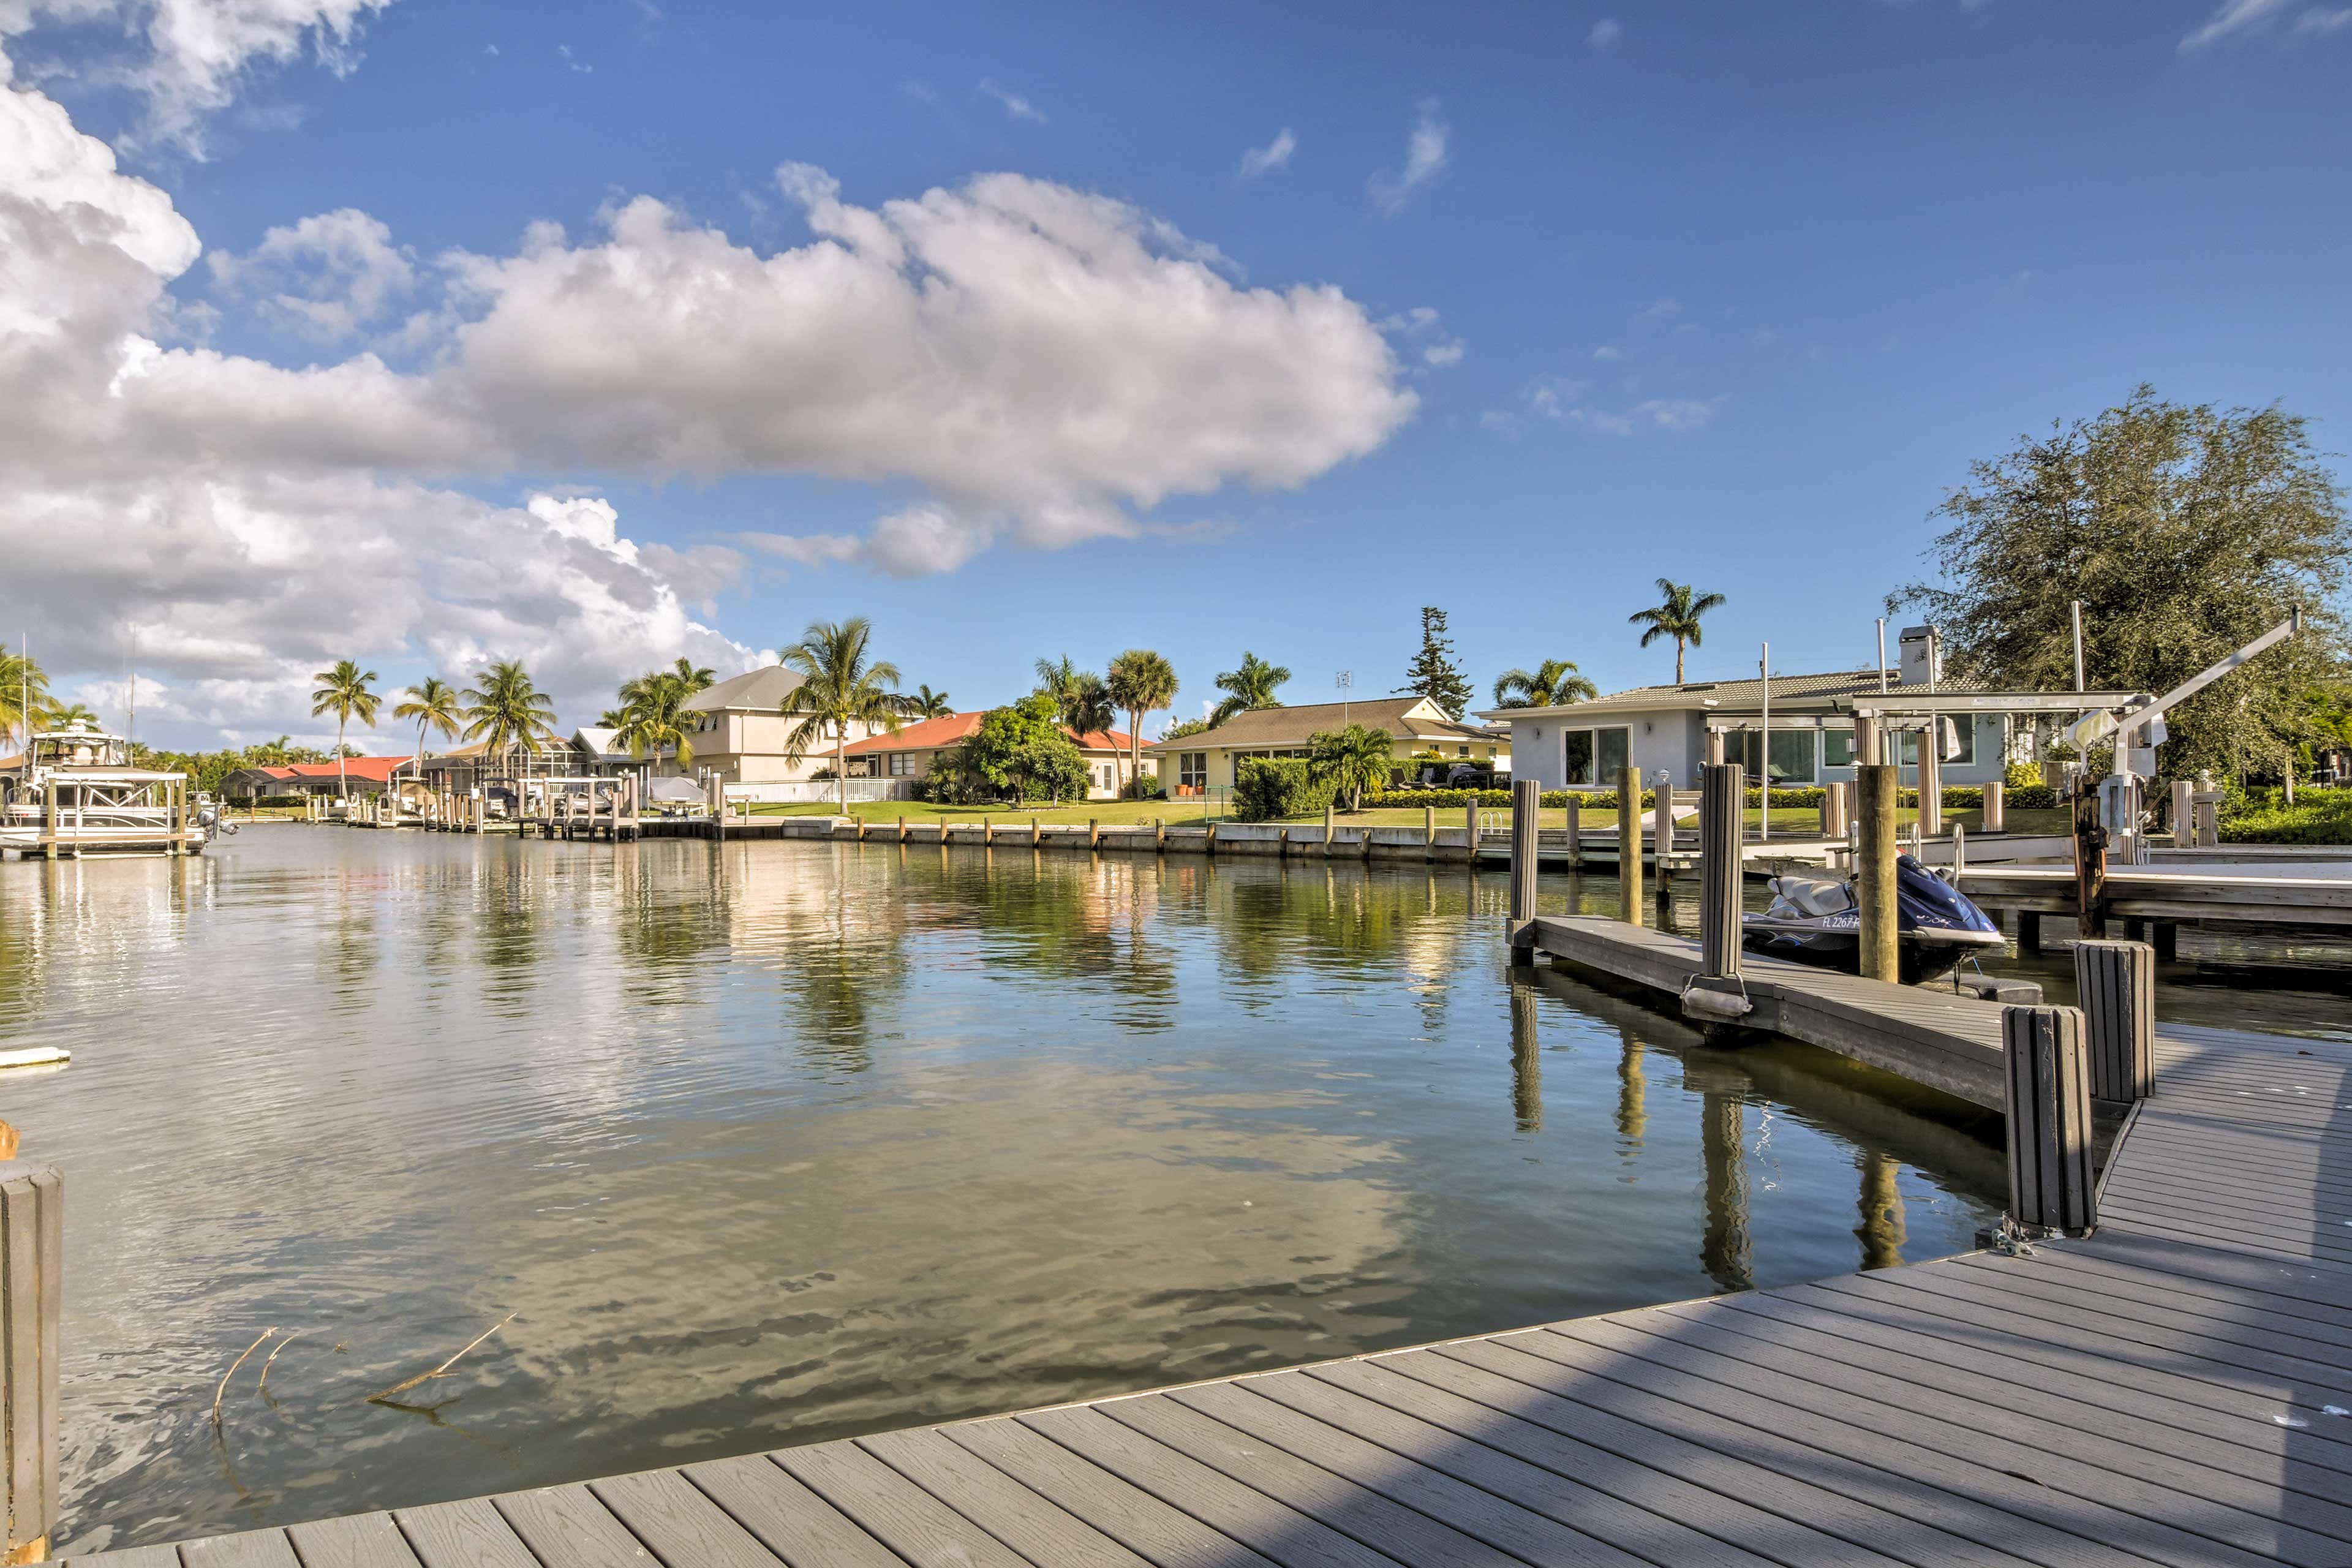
[[745, 798, 2076, 837]]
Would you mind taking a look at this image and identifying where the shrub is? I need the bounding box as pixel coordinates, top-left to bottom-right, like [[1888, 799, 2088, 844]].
[[1235, 757, 1336, 821], [1123, 769, 1161, 800], [2220, 788, 2352, 845]]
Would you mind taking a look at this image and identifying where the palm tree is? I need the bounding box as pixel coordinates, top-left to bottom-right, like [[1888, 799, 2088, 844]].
[[311, 659, 382, 798], [1106, 649, 1178, 796], [616, 669, 695, 774], [908, 684, 954, 719], [779, 619, 904, 814], [1, 644, 53, 752], [596, 707, 629, 728], [247, 735, 296, 766], [1209, 652, 1291, 726], [47, 702, 98, 729], [394, 676, 463, 761], [461, 660, 559, 765], [1310, 724, 1396, 812], [1627, 579, 1727, 684], [670, 657, 715, 695], [1491, 657, 1599, 709]]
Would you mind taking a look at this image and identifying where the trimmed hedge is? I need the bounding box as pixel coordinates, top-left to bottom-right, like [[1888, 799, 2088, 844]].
[[1362, 784, 2047, 813], [1235, 757, 1337, 821], [2219, 787, 2352, 845]]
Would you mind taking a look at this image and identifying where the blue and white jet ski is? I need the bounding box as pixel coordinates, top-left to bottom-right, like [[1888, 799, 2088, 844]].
[[1743, 854, 2005, 984]]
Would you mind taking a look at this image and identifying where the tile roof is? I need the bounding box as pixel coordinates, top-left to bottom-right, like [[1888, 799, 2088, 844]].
[[684, 665, 806, 712], [1145, 696, 1496, 752], [839, 712, 1133, 756], [1477, 668, 1978, 720]]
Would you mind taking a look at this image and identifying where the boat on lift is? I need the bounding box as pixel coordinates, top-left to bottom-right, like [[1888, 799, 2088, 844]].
[[0, 723, 212, 858], [1743, 855, 2005, 984]]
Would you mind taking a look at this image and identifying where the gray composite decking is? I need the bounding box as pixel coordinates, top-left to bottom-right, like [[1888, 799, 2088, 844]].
[[70, 1021, 2352, 1567]]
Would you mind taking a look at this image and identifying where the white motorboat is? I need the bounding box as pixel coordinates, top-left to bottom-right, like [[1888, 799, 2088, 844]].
[[0, 723, 213, 858]]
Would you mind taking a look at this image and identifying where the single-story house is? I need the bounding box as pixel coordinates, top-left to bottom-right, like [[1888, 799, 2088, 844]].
[[1145, 697, 1507, 794], [222, 756, 416, 798], [683, 665, 896, 785], [568, 726, 651, 777], [1483, 652, 2139, 793], [837, 712, 1142, 799]]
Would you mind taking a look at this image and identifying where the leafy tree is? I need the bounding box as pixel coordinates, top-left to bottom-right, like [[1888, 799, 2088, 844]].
[[1210, 651, 1291, 725], [1627, 580, 1725, 684], [1159, 715, 1212, 743], [1033, 655, 1114, 739], [311, 658, 381, 797], [1308, 723, 1396, 812], [908, 684, 955, 719], [778, 618, 903, 813], [1893, 386, 2349, 784], [1491, 658, 1598, 709], [1396, 606, 1474, 719], [943, 695, 1088, 804], [395, 676, 462, 760], [1107, 649, 1178, 796], [615, 668, 696, 772], [462, 660, 559, 760], [0, 644, 53, 750]]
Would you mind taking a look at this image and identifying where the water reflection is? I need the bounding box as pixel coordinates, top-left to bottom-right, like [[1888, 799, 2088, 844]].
[[2, 832, 2005, 1551]]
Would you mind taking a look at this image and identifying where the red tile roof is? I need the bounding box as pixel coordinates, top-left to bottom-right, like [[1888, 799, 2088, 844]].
[[276, 756, 415, 782], [839, 713, 1133, 756]]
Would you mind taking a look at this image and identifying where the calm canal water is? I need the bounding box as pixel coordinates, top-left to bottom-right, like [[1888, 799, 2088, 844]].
[[3, 826, 2013, 1551]]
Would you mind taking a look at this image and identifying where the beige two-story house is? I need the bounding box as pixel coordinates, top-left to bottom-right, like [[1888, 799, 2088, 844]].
[[682, 665, 895, 784]]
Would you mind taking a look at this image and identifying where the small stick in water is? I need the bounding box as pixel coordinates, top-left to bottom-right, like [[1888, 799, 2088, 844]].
[[257, 1333, 303, 1398], [366, 1313, 516, 1404], [213, 1329, 276, 1427]]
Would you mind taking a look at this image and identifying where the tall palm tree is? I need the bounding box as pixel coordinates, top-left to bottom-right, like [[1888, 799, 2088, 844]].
[[461, 660, 559, 766], [1, 643, 53, 752], [907, 684, 954, 719], [394, 676, 463, 761], [596, 707, 629, 728], [1106, 649, 1178, 796], [47, 702, 98, 729], [616, 669, 695, 774], [1063, 673, 1116, 744], [779, 619, 904, 814], [669, 657, 716, 695], [1209, 652, 1291, 726], [1309, 724, 1396, 813], [311, 659, 382, 798], [1627, 579, 1727, 684], [1491, 657, 1599, 709]]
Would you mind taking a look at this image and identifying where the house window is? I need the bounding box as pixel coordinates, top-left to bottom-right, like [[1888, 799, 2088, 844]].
[[1179, 752, 1207, 789], [888, 752, 911, 777], [1768, 729, 1817, 784], [1458, 745, 1471, 758], [1898, 720, 1975, 767], [1824, 727, 1856, 769], [1562, 726, 1629, 787]]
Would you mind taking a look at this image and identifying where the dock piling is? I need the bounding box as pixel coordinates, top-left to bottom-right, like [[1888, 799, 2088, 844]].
[[1697, 763, 1744, 980], [1854, 762, 1899, 981], [1564, 797, 1581, 869], [1423, 804, 1435, 861], [2001, 1003, 2097, 1236], [0, 1158, 61, 1566], [2073, 940, 2155, 1104], [1617, 766, 1642, 922], [1462, 801, 1477, 864], [1508, 779, 1540, 957], [1982, 778, 2004, 834], [1651, 782, 1672, 880]]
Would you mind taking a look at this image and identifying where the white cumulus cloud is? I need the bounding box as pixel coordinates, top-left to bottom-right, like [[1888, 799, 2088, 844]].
[[1369, 99, 1448, 217], [206, 206, 416, 339], [1238, 127, 1297, 179]]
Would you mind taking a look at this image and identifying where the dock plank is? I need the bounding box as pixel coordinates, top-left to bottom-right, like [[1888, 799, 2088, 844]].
[[284, 1513, 423, 1568], [590, 1468, 784, 1568], [492, 1484, 651, 1566], [774, 1439, 1031, 1568], [860, 1425, 1156, 1568], [949, 1414, 1280, 1568], [679, 1453, 907, 1568], [391, 1498, 540, 1568]]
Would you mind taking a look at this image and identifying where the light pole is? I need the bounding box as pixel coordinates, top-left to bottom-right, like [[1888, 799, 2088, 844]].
[[1336, 670, 1352, 729]]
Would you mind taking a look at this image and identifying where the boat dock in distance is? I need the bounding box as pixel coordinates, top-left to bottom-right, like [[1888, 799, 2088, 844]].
[[63, 1018, 2352, 1568]]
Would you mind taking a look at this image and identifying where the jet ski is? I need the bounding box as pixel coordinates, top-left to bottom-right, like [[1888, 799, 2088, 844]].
[[1743, 854, 2005, 984]]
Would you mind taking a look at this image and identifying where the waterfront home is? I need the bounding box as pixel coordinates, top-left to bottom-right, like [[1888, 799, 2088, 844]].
[[1145, 696, 1507, 794], [568, 726, 649, 777], [837, 712, 1142, 799], [683, 665, 894, 785], [1483, 647, 2136, 791], [222, 756, 416, 800]]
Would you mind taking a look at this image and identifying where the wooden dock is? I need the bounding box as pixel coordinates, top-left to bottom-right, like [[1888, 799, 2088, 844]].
[[66, 1017, 2352, 1566]]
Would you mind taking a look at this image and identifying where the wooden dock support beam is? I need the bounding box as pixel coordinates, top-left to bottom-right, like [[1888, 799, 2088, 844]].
[[1854, 761, 1899, 982], [1684, 762, 1755, 1026], [1981, 778, 2004, 834], [2002, 1004, 2096, 1235], [1564, 797, 1582, 869], [2074, 940, 2155, 1104], [1508, 779, 1539, 958], [0, 1159, 61, 1565], [1617, 766, 1642, 922], [1423, 805, 1436, 861]]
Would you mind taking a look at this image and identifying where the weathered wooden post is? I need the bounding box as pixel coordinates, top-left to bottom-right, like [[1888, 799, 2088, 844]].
[[1918, 728, 1943, 838], [2074, 940, 2155, 1104], [1853, 761, 1899, 982], [0, 1156, 62, 1564], [1088, 817, 1100, 851], [1651, 780, 1673, 882], [981, 815, 993, 848], [2170, 778, 2193, 849], [1322, 800, 1335, 860], [1617, 765, 1643, 922], [1981, 778, 2005, 834], [1462, 799, 1478, 864], [1508, 778, 1540, 959], [1563, 797, 1583, 869], [2193, 783, 2220, 849], [2071, 785, 2108, 939], [2002, 1004, 2097, 1235], [1684, 762, 1755, 1027], [1423, 804, 1436, 861]]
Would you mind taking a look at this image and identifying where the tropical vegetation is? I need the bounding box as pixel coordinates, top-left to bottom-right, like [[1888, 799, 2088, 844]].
[[1, 643, 53, 748], [1893, 386, 2350, 786], [1210, 651, 1291, 725], [1396, 606, 1474, 719], [778, 617, 905, 813], [310, 659, 381, 797], [1308, 723, 1396, 812], [1106, 649, 1178, 797], [907, 684, 955, 719], [462, 660, 560, 757], [394, 677, 463, 760], [1491, 658, 1597, 709], [927, 694, 1089, 805], [1628, 579, 1726, 684], [614, 666, 699, 772]]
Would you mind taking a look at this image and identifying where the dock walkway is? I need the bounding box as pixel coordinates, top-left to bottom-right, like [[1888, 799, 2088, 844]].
[[70, 1027, 2352, 1567]]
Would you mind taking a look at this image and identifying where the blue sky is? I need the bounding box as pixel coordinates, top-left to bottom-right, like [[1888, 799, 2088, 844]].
[[4, 0, 2347, 748]]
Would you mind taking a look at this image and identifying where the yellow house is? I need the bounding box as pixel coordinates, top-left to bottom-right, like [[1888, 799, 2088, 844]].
[[1145, 697, 1507, 794]]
